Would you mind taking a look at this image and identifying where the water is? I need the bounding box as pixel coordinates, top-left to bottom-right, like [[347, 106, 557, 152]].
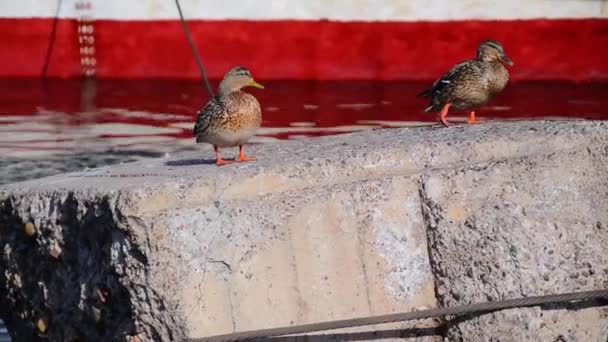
[[0, 79, 607, 185]]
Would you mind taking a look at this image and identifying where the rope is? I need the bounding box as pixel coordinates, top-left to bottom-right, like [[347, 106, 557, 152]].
[[190, 289, 608, 342], [174, 0, 215, 98], [42, 0, 63, 78]]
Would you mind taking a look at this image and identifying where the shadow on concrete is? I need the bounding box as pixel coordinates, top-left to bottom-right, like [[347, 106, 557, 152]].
[[165, 158, 216, 166], [0, 194, 140, 341]]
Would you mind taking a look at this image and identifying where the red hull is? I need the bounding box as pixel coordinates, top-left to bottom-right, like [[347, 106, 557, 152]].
[[1, 18, 607, 81]]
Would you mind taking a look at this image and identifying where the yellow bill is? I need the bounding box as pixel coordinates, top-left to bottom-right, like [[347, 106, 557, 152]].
[[250, 80, 265, 89]]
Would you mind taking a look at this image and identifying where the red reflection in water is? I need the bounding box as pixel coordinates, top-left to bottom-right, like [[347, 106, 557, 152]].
[[0, 79, 606, 146]]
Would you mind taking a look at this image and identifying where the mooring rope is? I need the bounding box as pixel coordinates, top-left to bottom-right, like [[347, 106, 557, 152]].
[[189, 289, 608, 342], [174, 0, 215, 98], [41, 0, 63, 77]]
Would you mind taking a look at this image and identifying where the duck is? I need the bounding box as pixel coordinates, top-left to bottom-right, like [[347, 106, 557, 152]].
[[194, 66, 264, 165], [419, 40, 514, 127]]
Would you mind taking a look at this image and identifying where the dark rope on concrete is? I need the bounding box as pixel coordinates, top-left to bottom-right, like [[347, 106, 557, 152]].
[[174, 0, 214, 98], [42, 0, 63, 78], [190, 289, 608, 342]]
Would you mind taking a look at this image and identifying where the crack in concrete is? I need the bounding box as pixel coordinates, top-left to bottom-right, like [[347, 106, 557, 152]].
[[226, 278, 237, 333], [416, 176, 449, 336], [356, 220, 374, 315], [287, 225, 306, 323], [206, 259, 232, 272]]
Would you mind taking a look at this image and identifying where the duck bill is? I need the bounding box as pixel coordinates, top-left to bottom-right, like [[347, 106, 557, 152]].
[[501, 55, 514, 66], [250, 80, 265, 89]]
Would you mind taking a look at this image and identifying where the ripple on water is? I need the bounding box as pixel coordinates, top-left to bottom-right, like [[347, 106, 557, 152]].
[[0, 79, 607, 185]]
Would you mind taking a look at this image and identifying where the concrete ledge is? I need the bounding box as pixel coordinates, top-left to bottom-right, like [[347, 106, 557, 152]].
[[1, 120, 607, 341]]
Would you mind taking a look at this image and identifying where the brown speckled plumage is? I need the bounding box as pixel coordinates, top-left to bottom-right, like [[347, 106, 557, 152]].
[[194, 91, 261, 146], [420, 40, 513, 125], [193, 66, 263, 165]]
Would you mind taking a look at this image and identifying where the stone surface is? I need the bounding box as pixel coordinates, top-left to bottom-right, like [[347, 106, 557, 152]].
[[1, 120, 607, 342], [420, 143, 608, 340]]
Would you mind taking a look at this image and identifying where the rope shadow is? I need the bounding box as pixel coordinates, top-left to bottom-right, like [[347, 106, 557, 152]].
[[191, 291, 608, 342], [257, 326, 440, 341], [246, 298, 608, 342]]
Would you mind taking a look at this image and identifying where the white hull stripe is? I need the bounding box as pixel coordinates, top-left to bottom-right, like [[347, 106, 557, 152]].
[[1, 0, 607, 21]]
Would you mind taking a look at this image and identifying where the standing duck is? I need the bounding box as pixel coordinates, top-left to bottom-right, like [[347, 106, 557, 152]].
[[419, 40, 514, 127], [194, 66, 264, 165]]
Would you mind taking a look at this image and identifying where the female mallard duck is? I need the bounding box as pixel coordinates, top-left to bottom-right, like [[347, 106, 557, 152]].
[[419, 40, 513, 127], [194, 66, 264, 165]]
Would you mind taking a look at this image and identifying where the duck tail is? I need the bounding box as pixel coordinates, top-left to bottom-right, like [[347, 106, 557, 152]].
[[417, 88, 431, 98], [424, 104, 436, 112], [418, 88, 436, 111]]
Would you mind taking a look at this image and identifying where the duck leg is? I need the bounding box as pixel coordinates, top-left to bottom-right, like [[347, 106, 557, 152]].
[[236, 145, 256, 162], [438, 103, 451, 127], [467, 111, 478, 124], [214, 145, 235, 166]]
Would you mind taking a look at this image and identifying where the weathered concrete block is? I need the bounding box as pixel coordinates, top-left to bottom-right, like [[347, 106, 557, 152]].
[[421, 145, 608, 340], [1, 120, 607, 341], [162, 176, 436, 338]]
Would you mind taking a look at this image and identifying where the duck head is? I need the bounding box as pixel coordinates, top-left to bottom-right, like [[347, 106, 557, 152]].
[[477, 40, 514, 67], [219, 66, 264, 95]]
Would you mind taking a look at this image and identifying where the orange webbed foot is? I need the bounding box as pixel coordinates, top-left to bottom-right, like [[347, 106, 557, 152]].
[[467, 111, 478, 125], [236, 145, 256, 163], [215, 158, 235, 166], [213, 145, 235, 166], [236, 155, 256, 162], [438, 103, 452, 127]]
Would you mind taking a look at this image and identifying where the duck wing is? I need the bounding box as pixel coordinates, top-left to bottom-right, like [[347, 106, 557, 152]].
[[193, 96, 225, 138], [419, 60, 486, 111], [419, 61, 475, 96]]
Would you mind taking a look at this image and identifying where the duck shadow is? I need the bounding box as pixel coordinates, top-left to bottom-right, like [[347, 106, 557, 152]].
[[165, 158, 216, 166]]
